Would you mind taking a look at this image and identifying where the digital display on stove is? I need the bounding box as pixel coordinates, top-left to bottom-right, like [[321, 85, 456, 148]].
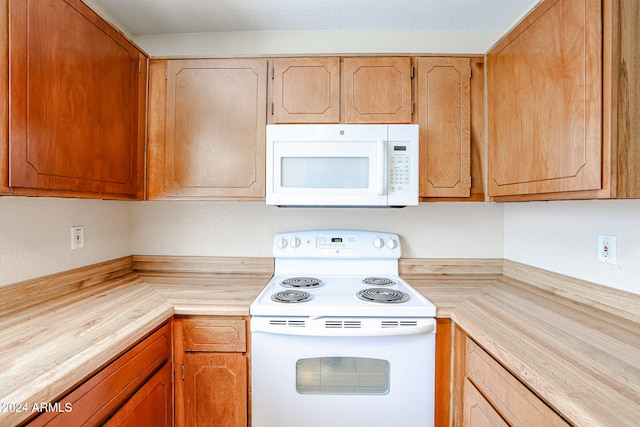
[[316, 235, 358, 249]]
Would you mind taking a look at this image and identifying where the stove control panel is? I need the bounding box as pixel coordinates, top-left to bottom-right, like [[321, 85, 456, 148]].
[[316, 235, 359, 249], [273, 230, 402, 259]]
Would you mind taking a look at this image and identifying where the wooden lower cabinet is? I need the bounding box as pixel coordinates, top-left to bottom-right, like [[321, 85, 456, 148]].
[[104, 362, 172, 427], [174, 316, 248, 427], [25, 322, 172, 426], [453, 326, 569, 427]]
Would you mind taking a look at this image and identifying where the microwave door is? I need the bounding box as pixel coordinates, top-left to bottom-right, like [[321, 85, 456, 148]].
[[269, 140, 387, 206]]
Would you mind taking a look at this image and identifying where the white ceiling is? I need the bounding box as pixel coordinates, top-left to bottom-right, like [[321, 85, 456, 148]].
[[85, 0, 540, 36]]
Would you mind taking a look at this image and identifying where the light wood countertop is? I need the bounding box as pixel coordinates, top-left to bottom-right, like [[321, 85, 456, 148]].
[[0, 256, 639, 426]]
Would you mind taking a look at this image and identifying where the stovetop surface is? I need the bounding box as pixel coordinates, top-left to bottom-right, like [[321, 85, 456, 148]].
[[251, 230, 437, 318], [250, 274, 436, 318]]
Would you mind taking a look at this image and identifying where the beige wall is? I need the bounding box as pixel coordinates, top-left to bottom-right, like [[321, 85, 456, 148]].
[[504, 199, 640, 295], [2, 196, 639, 296], [130, 201, 504, 259], [0, 197, 131, 287]]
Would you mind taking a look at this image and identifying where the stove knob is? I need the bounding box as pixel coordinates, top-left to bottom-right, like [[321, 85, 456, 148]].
[[290, 237, 301, 248], [386, 238, 398, 249], [373, 238, 385, 249], [276, 237, 288, 249]]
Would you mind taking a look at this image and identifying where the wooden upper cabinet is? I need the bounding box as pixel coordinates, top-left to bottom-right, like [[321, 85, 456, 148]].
[[148, 58, 267, 199], [6, 0, 146, 199], [487, 0, 603, 198], [415, 57, 471, 198], [343, 57, 412, 123], [272, 57, 340, 123]]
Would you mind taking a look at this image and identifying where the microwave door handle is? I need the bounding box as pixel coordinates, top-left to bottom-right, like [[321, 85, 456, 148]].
[[376, 140, 385, 195]]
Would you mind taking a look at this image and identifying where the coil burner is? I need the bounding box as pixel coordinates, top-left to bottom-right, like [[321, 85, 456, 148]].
[[362, 277, 396, 286], [356, 288, 410, 304], [280, 277, 324, 289], [271, 290, 312, 303]]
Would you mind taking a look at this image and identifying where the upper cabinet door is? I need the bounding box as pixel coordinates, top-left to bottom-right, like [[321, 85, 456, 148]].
[[8, 0, 146, 199], [150, 58, 267, 200], [343, 57, 412, 123], [272, 57, 340, 123], [415, 57, 471, 198], [487, 0, 602, 197]]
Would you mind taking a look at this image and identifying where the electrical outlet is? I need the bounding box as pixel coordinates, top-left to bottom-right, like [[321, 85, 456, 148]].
[[597, 235, 616, 264], [71, 226, 84, 250]]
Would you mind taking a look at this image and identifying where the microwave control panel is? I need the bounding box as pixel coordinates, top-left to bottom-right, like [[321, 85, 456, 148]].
[[388, 144, 411, 195]]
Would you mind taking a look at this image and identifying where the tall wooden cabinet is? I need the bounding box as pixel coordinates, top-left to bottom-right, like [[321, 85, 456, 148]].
[[3, 0, 146, 199], [487, 0, 640, 200], [174, 316, 248, 427], [147, 58, 267, 200], [414, 57, 471, 198]]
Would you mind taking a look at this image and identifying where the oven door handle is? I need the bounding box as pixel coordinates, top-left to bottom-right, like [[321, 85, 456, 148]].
[[251, 318, 436, 337]]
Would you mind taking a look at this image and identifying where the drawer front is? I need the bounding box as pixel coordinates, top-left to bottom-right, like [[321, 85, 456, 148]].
[[463, 377, 509, 427], [181, 318, 246, 352], [465, 338, 570, 427]]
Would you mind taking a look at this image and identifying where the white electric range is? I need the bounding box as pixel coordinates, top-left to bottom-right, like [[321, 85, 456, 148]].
[[250, 230, 437, 427]]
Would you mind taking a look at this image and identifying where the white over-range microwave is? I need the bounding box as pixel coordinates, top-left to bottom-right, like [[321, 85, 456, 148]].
[[266, 124, 419, 207]]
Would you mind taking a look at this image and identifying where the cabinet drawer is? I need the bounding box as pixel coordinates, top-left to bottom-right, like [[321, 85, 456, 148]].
[[179, 318, 246, 352], [463, 377, 509, 427], [465, 338, 569, 427]]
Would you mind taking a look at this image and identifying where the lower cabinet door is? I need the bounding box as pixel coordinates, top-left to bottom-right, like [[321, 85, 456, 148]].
[[182, 353, 248, 427], [105, 363, 172, 427]]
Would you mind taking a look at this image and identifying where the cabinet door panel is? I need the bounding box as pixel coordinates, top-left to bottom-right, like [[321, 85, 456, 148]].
[[487, 0, 602, 196], [272, 57, 340, 123], [416, 57, 471, 197], [8, 0, 144, 198], [183, 353, 247, 427], [343, 57, 412, 123], [164, 59, 266, 199]]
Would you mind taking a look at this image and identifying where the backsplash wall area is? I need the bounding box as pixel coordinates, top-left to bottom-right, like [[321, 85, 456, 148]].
[[1, 197, 638, 296], [504, 199, 640, 295], [130, 201, 504, 259], [0, 197, 131, 287]]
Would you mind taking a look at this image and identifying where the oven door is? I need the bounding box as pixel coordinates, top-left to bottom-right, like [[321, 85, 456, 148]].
[[251, 317, 436, 427]]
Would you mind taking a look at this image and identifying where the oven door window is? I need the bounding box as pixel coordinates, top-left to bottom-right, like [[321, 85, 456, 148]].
[[296, 357, 390, 395]]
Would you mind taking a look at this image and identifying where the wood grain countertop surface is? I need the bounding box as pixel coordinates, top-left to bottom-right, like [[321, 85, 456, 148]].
[[0, 256, 638, 426]]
